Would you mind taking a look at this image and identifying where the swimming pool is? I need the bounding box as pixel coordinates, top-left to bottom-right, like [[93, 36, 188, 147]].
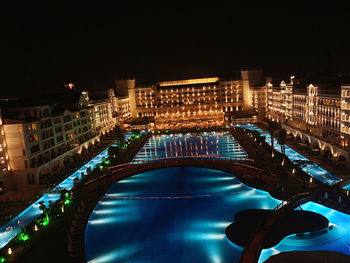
[[234, 124, 341, 185], [85, 167, 280, 263], [85, 166, 350, 263], [132, 132, 248, 162], [342, 184, 350, 191]]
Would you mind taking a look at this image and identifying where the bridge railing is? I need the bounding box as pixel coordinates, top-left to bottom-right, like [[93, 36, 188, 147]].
[[106, 156, 253, 171], [273, 192, 311, 211], [240, 192, 312, 263], [80, 157, 270, 188], [129, 155, 252, 164]]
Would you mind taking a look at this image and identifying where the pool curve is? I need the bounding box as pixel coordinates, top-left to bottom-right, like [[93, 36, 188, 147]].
[[85, 166, 350, 263]]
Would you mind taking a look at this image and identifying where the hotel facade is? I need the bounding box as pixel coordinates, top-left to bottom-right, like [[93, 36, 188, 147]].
[[0, 90, 130, 190], [266, 76, 350, 165], [117, 70, 350, 166], [116, 69, 265, 130], [0, 111, 10, 192]]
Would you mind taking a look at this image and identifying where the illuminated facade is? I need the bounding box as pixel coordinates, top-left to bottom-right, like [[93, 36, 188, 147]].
[[0, 88, 133, 189], [266, 77, 350, 149], [0, 92, 99, 188], [117, 70, 264, 129], [107, 89, 131, 123], [341, 85, 350, 138], [113, 96, 131, 122], [0, 110, 10, 192], [82, 91, 116, 135], [250, 86, 267, 118]]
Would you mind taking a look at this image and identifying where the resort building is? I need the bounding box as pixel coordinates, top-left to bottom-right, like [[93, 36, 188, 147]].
[[115, 70, 265, 129], [83, 91, 116, 135], [341, 85, 350, 141], [250, 86, 267, 117], [266, 76, 350, 165], [0, 110, 11, 192], [113, 96, 131, 123], [0, 91, 99, 189]]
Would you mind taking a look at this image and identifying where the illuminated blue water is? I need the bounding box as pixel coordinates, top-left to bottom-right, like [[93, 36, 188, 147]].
[[0, 193, 60, 249], [53, 148, 109, 191], [235, 124, 340, 185], [132, 132, 248, 162], [85, 167, 350, 263], [85, 167, 281, 263], [259, 202, 350, 262]]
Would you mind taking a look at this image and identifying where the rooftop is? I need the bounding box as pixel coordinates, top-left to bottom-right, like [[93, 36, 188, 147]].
[[0, 90, 87, 121], [87, 91, 110, 101], [0, 90, 82, 109]]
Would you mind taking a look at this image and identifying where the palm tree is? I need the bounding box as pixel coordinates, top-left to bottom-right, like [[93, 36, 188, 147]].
[[114, 125, 125, 145], [38, 201, 49, 223], [278, 129, 287, 164], [108, 145, 122, 162], [267, 121, 278, 157], [278, 129, 287, 155], [38, 201, 46, 214]]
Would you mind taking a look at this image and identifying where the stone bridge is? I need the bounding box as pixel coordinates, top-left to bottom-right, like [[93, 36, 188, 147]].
[[82, 158, 277, 189]]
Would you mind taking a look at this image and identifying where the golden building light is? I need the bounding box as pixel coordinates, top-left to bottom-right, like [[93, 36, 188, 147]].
[[159, 77, 219, 87]]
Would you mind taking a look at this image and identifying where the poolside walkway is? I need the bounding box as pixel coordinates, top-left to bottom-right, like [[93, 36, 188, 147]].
[[230, 127, 315, 200]]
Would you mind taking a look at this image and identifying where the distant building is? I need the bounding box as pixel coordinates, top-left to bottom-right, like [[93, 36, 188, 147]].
[[83, 91, 116, 135], [108, 88, 131, 122], [341, 85, 350, 141], [116, 70, 265, 129]]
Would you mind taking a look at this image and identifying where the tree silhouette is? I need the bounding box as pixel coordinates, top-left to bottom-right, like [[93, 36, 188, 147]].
[[278, 129, 287, 156], [278, 129, 287, 164], [114, 124, 125, 145], [267, 121, 278, 157]]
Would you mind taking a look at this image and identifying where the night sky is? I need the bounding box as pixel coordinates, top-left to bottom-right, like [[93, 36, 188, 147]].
[[1, 2, 350, 98]]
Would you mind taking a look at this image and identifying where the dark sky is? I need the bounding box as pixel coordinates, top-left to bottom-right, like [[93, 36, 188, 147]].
[[1, 2, 350, 97]]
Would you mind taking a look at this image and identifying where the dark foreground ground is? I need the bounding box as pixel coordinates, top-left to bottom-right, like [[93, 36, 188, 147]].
[[265, 250, 350, 263], [226, 209, 329, 248]]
